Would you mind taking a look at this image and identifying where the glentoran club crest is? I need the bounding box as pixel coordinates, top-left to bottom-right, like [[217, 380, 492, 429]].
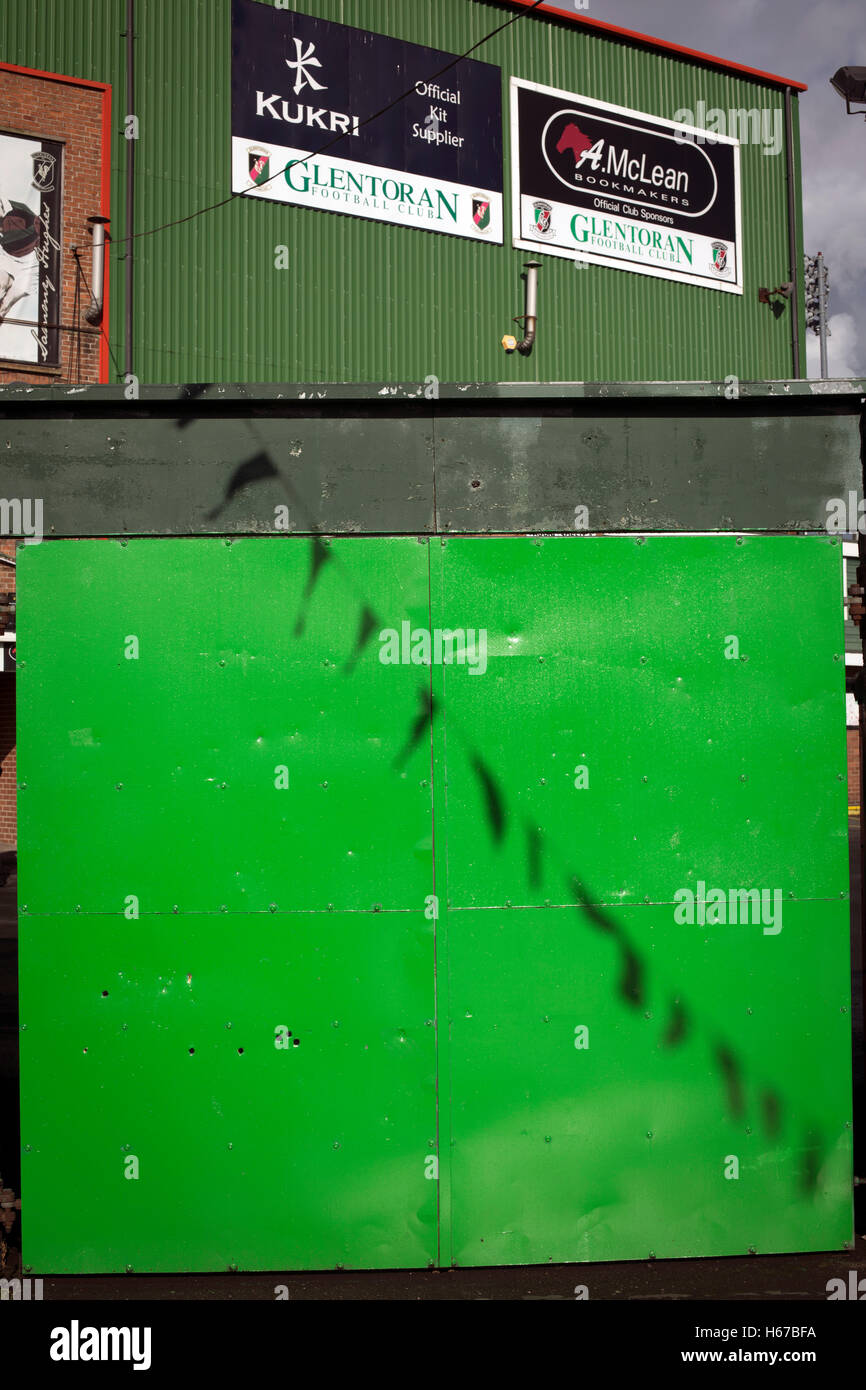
[[248, 146, 270, 187], [472, 193, 491, 233], [31, 150, 56, 193], [711, 240, 728, 273], [533, 200, 553, 235]]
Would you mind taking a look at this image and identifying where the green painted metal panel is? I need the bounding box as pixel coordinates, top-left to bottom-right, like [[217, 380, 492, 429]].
[[433, 407, 863, 535], [21, 910, 437, 1273], [18, 536, 439, 1273], [435, 535, 849, 907], [0, 0, 804, 383], [18, 533, 852, 1271], [18, 537, 435, 914], [445, 901, 851, 1266], [432, 534, 852, 1266]]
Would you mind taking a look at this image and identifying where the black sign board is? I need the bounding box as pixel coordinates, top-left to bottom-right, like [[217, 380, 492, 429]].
[[512, 78, 742, 292], [231, 0, 504, 242]]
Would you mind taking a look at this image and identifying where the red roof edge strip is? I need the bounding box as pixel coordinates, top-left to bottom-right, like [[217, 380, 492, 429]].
[[496, 1, 808, 92], [0, 60, 112, 90]]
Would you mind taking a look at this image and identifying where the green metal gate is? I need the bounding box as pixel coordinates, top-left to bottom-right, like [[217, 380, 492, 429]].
[[18, 533, 853, 1271]]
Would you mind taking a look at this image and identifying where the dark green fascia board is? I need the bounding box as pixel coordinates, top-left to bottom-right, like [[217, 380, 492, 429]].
[[0, 380, 862, 537], [0, 379, 863, 406]]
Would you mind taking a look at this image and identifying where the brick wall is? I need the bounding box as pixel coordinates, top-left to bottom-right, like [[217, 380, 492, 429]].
[[848, 727, 861, 817], [0, 65, 109, 385], [0, 674, 14, 847]]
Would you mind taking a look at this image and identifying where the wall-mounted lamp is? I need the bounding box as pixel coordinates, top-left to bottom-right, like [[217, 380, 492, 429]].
[[758, 282, 794, 303], [758, 282, 794, 319], [830, 66, 866, 118]]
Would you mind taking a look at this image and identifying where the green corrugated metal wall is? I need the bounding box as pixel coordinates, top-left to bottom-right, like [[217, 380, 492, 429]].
[[0, 0, 807, 383]]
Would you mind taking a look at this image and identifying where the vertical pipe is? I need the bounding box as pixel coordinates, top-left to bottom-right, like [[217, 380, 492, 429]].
[[517, 261, 540, 356], [817, 251, 829, 379], [125, 0, 135, 380], [85, 216, 108, 325], [784, 88, 802, 379]]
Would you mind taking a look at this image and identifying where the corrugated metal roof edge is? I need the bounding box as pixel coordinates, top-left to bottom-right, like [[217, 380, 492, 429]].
[[0, 381, 862, 403], [497, 0, 809, 93]]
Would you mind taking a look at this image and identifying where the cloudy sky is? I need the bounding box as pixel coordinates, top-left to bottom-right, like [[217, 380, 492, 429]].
[[576, 0, 865, 377]]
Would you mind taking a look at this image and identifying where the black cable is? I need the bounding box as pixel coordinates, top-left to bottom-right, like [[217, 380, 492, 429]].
[[106, 0, 547, 254], [67, 251, 82, 383], [75, 255, 126, 383], [76, 265, 83, 383]]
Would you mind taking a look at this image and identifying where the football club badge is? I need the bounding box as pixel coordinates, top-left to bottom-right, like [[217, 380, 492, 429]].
[[711, 241, 729, 273], [31, 150, 56, 194], [248, 146, 271, 188], [472, 194, 492, 233], [532, 200, 553, 235]]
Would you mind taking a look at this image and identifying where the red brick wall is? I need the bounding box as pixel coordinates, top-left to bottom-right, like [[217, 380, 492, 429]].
[[0, 65, 109, 385], [0, 537, 15, 845], [0, 675, 15, 847]]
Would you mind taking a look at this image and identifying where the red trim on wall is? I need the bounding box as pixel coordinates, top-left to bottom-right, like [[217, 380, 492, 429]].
[[0, 61, 113, 382], [495, 1, 808, 92], [0, 60, 110, 91], [99, 85, 112, 385]]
